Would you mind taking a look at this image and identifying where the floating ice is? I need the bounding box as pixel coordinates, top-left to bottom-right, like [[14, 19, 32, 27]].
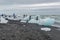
[[41, 27, 51, 31]]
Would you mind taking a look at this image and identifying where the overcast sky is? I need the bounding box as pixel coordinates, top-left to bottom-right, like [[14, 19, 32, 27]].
[[0, 0, 60, 15], [0, 0, 60, 5]]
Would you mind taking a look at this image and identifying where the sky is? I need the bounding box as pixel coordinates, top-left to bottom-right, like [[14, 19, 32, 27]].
[[0, 0, 60, 9], [0, 0, 60, 5]]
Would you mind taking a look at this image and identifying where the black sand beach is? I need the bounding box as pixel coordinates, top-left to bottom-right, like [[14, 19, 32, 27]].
[[0, 22, 60, 40]]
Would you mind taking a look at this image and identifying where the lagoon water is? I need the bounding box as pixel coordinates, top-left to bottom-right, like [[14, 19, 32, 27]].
[[0, 8, 60, 15]]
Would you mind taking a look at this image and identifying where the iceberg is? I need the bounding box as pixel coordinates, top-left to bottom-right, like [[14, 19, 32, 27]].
[[38, 17, 55, 26], [43, 18, 55, 26]]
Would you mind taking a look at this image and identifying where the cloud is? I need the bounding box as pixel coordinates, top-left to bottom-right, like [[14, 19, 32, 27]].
[[0, 2, 60, 10], [0, 0, 60, 5]]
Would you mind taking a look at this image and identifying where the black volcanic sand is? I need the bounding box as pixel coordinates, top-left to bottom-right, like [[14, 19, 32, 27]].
[[0, 22, 52, 40], [46, 27, 60, 40]]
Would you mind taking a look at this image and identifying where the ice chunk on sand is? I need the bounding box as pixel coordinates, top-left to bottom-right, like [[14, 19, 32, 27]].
[[28, 19, 38, 23], [41, 27, 51, 31], [43, 18, 55, 26], [0, 17, 8, 23], [23, 16, 29, 21], [38, 17, 55, 26], [20, 20, 27, 23]]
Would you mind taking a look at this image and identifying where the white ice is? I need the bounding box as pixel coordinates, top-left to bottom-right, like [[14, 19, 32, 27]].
[[0, 17, 8, 23], [41, 27, 51, 31]]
